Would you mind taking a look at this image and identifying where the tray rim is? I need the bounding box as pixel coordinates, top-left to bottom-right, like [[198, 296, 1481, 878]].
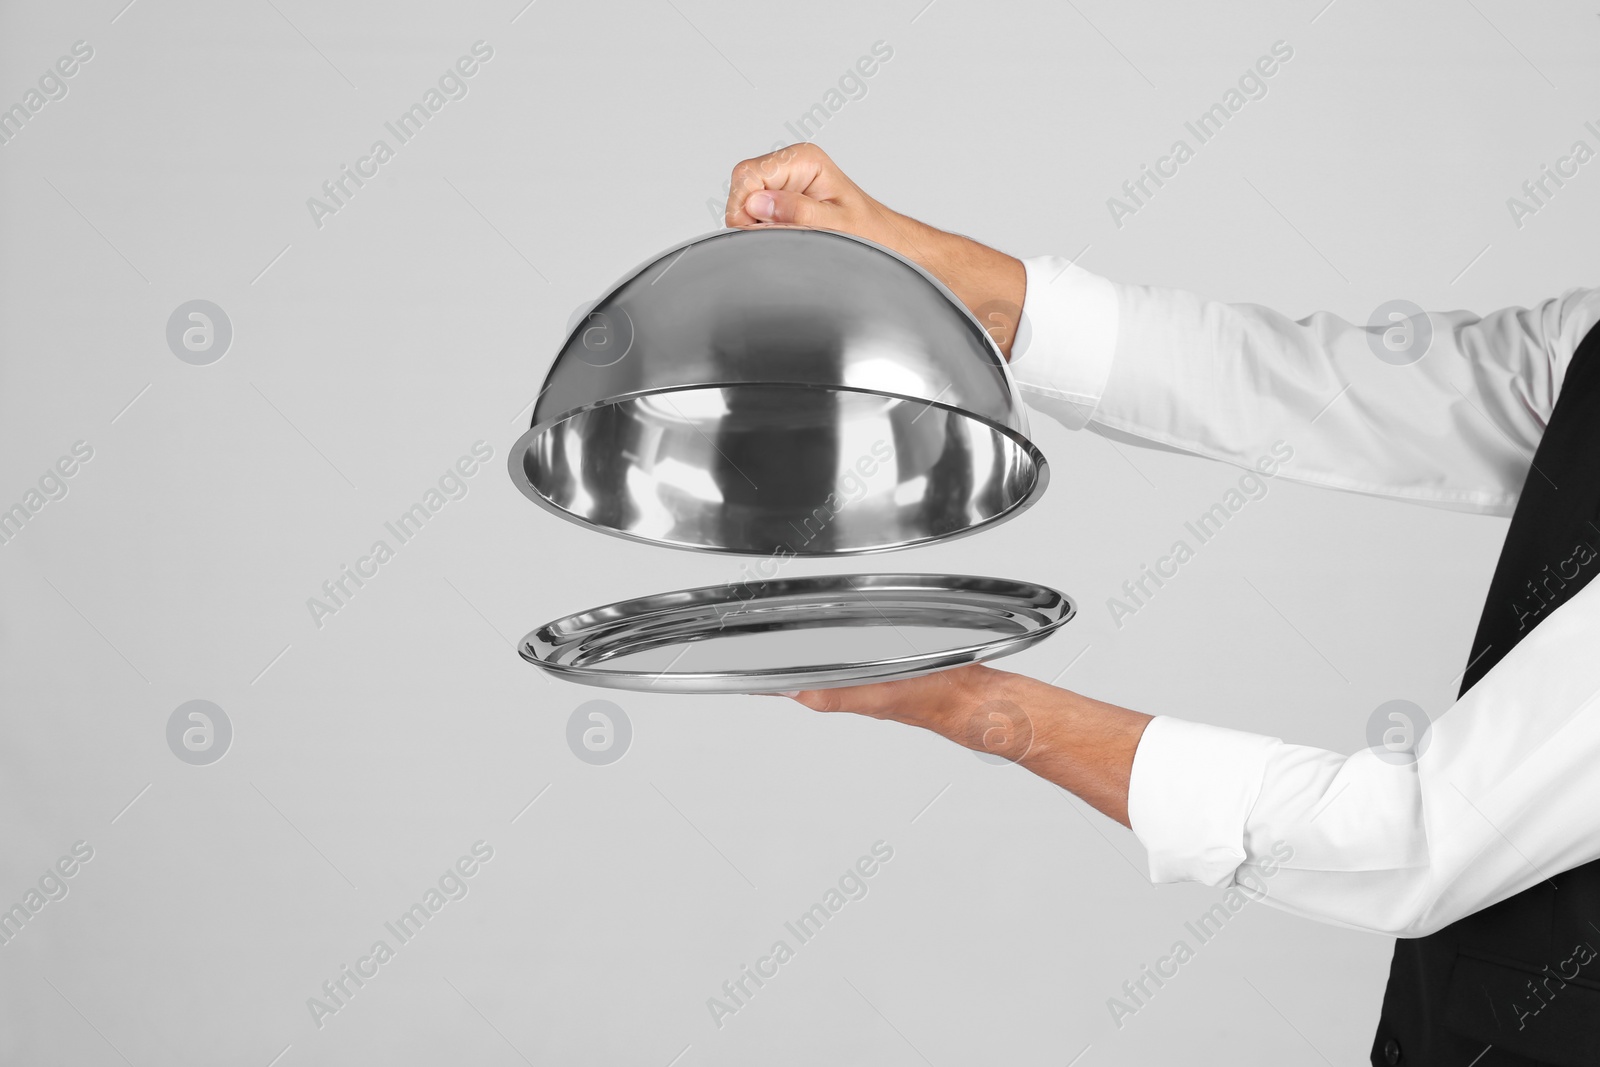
[[519, 572, 1076, 694]]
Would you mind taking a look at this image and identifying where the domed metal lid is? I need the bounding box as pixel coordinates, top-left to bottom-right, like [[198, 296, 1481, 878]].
[[508, 227, 1047, 556]]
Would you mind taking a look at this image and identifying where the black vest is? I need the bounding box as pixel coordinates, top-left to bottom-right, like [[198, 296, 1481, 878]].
[[1371, 324, 1600, 1066]]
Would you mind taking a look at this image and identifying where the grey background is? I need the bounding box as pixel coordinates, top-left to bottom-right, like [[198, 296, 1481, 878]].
[[1, 0, 1593, 1063]]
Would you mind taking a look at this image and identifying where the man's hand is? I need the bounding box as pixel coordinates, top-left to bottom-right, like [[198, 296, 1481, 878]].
[[724, 141, 915, 252], [723, 143, 1029, 360], [778, 664, 1153, 828], [783, 663, 1005, 739]]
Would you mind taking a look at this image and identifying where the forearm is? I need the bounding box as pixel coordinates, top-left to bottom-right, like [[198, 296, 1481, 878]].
[[872, 217, 1025, 359], [968, 671, 1151, 827], [795, 665, 1150, 826], [998, 675, 1152, 825]]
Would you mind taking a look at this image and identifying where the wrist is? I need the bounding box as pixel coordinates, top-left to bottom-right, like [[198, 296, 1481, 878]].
[[864, 207, 943, 267]]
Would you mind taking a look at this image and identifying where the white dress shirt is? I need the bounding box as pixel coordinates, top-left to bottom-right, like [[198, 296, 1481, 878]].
[[1011, 256, 1600, 937]]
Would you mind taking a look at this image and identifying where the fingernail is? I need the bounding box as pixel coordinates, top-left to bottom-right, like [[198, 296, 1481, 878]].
[[747, 191, 775, 219]]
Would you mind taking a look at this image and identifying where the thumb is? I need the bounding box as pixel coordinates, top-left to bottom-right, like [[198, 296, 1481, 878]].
[[743, 188, 838, 228]]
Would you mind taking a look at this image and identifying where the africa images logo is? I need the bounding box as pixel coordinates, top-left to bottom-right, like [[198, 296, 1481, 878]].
[[305, 41, 494, 230], [706, 841, 895, 1030], [305, 841, 495, 1029]]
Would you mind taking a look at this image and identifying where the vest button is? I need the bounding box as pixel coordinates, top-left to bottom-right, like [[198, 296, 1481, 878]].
[[1383, 1037, 1401, 1065]]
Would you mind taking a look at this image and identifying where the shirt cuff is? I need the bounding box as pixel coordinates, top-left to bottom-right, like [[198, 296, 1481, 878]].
[[1127, 716, 1281, 887], [1009, 256, 1121, 425]]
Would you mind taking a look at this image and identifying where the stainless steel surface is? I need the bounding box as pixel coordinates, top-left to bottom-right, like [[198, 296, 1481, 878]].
[[509, 227, 1048, 555], [520, 573, 1075, 694]]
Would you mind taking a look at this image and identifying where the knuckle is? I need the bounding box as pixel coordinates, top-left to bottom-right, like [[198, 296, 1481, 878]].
[[806, 689, 842, 713], [755, 153, 788, 179]]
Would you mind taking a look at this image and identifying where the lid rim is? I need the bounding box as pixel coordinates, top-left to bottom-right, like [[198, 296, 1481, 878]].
[[507, 384, 1050, 558]]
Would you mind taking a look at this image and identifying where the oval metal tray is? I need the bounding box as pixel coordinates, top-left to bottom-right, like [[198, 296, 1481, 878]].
[[520, 573, 1075, 694]]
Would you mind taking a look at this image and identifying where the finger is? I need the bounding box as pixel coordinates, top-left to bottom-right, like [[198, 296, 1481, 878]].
[[754, 688, 853, 713], [723, 143, 835, 226], [796, 665, 996, 715], [785, 687, 852, 712], [740, 187, 840, 228], [790, 681, 901, 716]]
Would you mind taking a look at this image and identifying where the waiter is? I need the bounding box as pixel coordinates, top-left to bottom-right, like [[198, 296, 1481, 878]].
[[725, 143, 1600, 1067]]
